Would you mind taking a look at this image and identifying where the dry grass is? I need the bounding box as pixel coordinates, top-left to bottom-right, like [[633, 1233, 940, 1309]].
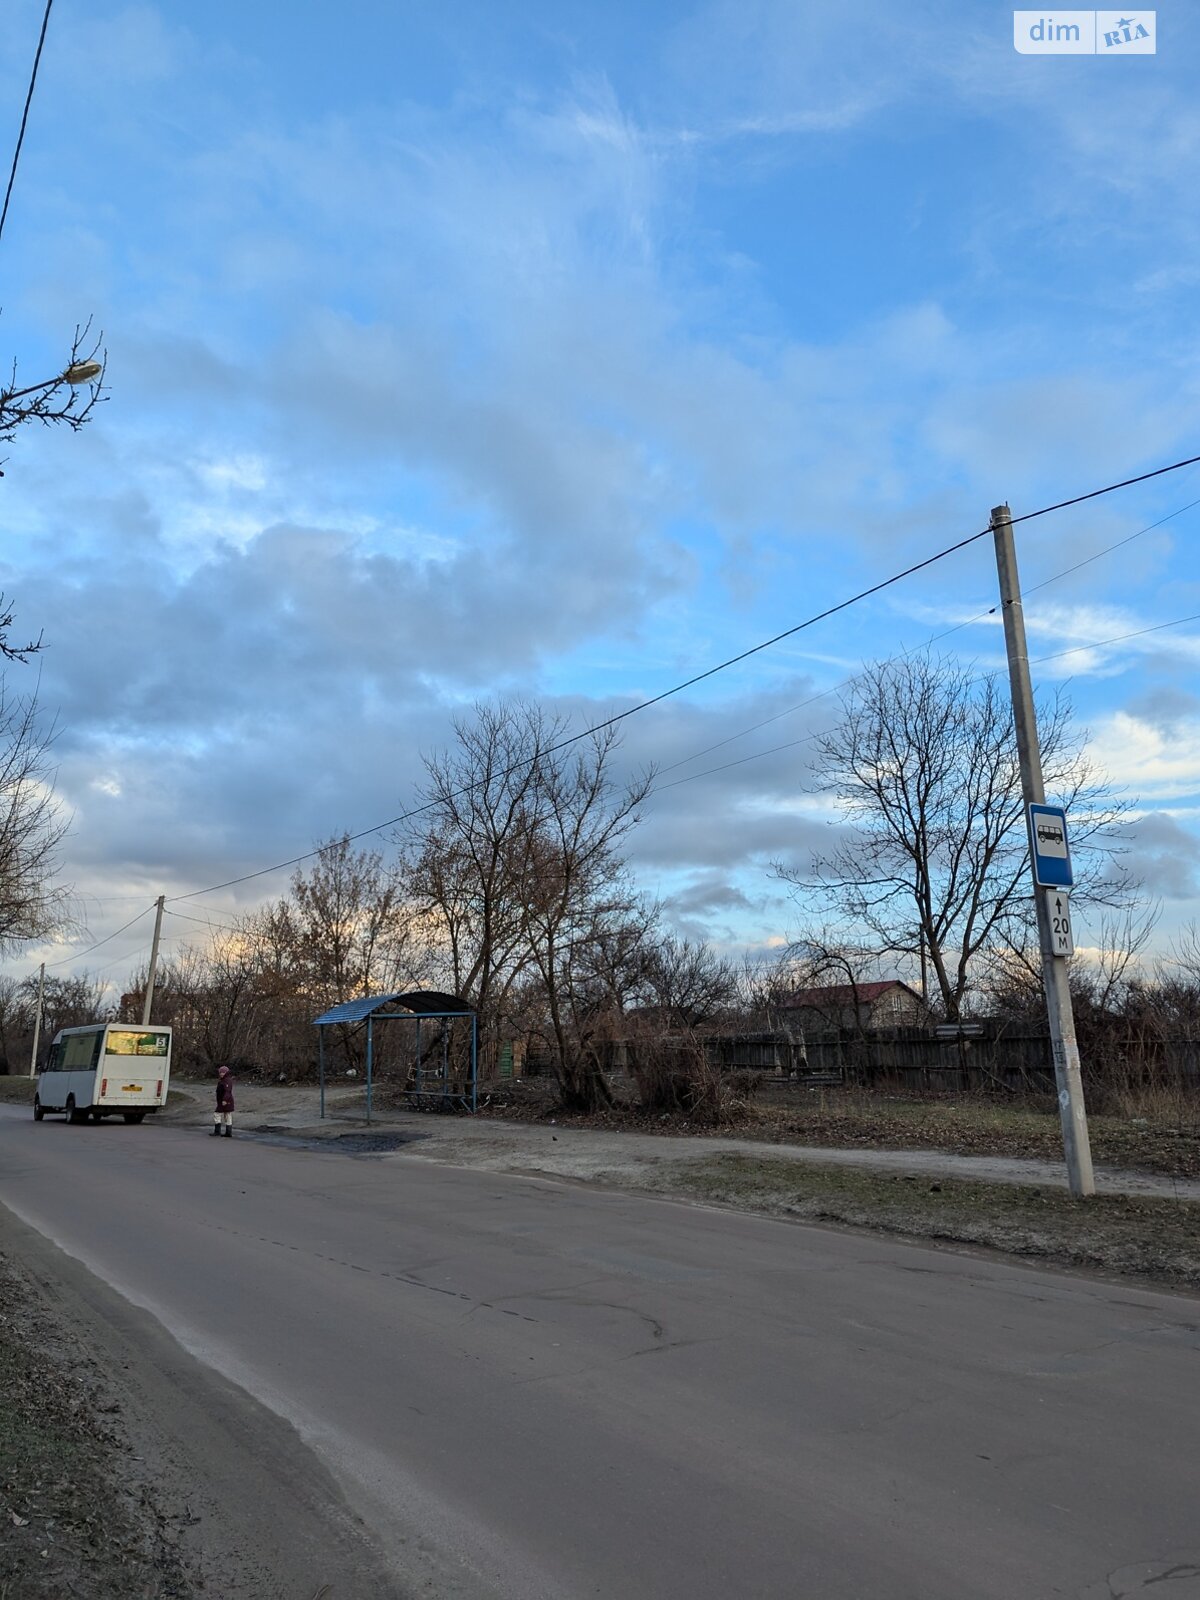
[[0, 1246, 195, 1599], [648, 1152, 1200, 1289], [479, 1078, 1200, 1180]]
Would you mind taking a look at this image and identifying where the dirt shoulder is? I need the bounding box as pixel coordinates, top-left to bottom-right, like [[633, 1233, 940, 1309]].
[[0, 1206, 403, 1600], [0, 1227, 194, 1600]]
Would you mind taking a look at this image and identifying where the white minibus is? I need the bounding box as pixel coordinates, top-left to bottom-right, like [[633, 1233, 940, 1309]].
[[35, 1023, 173, 1125]]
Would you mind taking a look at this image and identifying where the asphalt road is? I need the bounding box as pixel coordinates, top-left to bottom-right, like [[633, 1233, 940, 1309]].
[[2, 1104, 1199, 1600]]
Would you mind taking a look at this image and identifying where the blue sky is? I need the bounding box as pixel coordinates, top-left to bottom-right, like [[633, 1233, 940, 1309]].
[[1, 0, 1198, 985]]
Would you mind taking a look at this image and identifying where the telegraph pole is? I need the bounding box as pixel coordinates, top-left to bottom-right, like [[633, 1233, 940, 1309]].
[[27, 961, 45, 1078], [992, 503, 1094, 1197], [142, 895, 165, 1025]]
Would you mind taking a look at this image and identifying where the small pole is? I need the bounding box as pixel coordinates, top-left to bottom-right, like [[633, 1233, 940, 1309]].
[[471, 1014, 478, 1113], [142, 895, 166, 1024], [28, 961, 45, 1078], [318, 1029, 326, 1120], [366, 1016, 373, 1125], [992, 502, 1095, 1197]]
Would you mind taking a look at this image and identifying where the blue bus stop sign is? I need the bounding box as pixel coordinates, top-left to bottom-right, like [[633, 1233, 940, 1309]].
[[1028, 803, 1073, 889]]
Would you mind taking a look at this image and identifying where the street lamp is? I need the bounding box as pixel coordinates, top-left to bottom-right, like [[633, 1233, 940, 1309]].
[[62, 359, 103, 384], [2, 359, 104, 409]]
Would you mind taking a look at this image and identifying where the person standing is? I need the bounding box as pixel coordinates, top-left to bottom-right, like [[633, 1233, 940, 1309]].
[[212, 1064, 235, 1137]]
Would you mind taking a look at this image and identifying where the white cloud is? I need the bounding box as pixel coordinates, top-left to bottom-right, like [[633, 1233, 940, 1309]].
[[1089, 711, 1200, 801]]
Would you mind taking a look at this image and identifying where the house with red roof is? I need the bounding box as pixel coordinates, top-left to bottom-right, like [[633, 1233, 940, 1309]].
[[778, 980, 928, 1033]]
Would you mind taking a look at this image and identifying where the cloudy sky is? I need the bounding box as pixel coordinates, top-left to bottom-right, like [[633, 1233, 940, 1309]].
[[1, 0, 1198, 986]]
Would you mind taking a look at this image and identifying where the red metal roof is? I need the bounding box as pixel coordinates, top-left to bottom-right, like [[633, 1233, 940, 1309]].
[[781, 981, 918, 1008]]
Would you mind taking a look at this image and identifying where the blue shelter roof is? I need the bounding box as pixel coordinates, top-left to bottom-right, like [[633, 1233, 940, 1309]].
[[312, 991, 472, 1026]]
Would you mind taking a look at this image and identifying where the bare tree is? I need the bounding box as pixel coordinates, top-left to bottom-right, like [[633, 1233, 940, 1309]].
[[635, 933, 740, 1023], [403, 701, 653, 1107], [0, 683, 71, 952], [400, 701, 551, 1049], [289, 836, 418, 1028], [776, 653, 1133, 1021], [521, 725, 653, 1110], [0, 322, 106, 660]]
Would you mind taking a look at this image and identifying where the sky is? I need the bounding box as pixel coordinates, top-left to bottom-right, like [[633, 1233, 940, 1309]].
[[1, 0, 1198, 989]]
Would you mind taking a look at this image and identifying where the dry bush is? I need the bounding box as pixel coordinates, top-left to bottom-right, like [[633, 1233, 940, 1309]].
[[629, 1031, 753, 1124]]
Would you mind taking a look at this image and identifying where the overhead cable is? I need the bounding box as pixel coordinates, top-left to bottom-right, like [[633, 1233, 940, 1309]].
[[0, 0, 54, 245], [166, 449, 1200, 903], [44, 902, 154, 968]]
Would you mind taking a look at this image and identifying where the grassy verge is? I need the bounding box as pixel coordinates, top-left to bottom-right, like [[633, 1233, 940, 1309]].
[[0, 1249, 194, 1600], [487, 1085, 1200, 1181], [648, 1152, 1200, 1289], [743, 1094, 1200, 1180]]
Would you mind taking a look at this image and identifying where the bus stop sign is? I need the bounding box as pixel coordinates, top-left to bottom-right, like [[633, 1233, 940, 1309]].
[[1029, 803, 1073, 889]]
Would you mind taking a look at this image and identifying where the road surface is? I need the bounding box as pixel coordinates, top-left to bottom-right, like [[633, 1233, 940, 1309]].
[[2, 1102, 1199, 1599]]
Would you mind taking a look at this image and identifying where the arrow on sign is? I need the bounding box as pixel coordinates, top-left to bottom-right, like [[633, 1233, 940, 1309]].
[[1045, 890, 1074, 956]]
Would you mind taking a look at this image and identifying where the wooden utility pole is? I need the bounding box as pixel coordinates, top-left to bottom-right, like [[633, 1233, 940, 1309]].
[[142, 895, 165, 1025], [27, 961, 45, 1078], [992, 503, 1094, 1197]]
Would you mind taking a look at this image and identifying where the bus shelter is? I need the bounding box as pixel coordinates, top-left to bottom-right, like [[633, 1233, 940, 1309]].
[[311, 991, 478, 1122]]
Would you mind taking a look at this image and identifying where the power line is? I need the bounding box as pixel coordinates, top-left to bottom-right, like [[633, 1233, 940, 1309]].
[[1026, 493, 1200, 597], [653, 609, 1200, 797], [44, 902, 155, 968], [1031, 611, 1200, 667], [164, 907, 241, 934], [167, 450, 1200, 903], [654, 727, 833, 793], [0, 0, 54, 246], [657, 491, 1200, 781]]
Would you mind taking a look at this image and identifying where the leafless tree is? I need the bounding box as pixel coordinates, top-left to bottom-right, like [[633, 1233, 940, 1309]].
[[0, 684, 71, 953], [402, 701, 653, 1107], [286, 836, 419, 1063], [635, 933, 740, 1023], [400, 701, 552, 1050], [0, 322, 106, 660], [776, 653, 1134, 1021], [520, 726, 654, 1110]]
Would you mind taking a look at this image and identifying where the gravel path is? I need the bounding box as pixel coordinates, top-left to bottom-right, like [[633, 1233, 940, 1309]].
[[165, 1081, 1200, 1201]]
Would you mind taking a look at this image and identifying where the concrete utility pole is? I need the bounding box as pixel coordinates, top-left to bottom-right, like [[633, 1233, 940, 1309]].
[[27, 961, 45, 1078], [992, 503, 1095, 1198], [142, 895, 165, 1025]]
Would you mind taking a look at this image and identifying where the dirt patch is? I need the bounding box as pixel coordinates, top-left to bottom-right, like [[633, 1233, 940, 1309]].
[[640, 1153, 1200, 1290], [0, 1234, 196, 1599], [247, 1126, 426, 1155]]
